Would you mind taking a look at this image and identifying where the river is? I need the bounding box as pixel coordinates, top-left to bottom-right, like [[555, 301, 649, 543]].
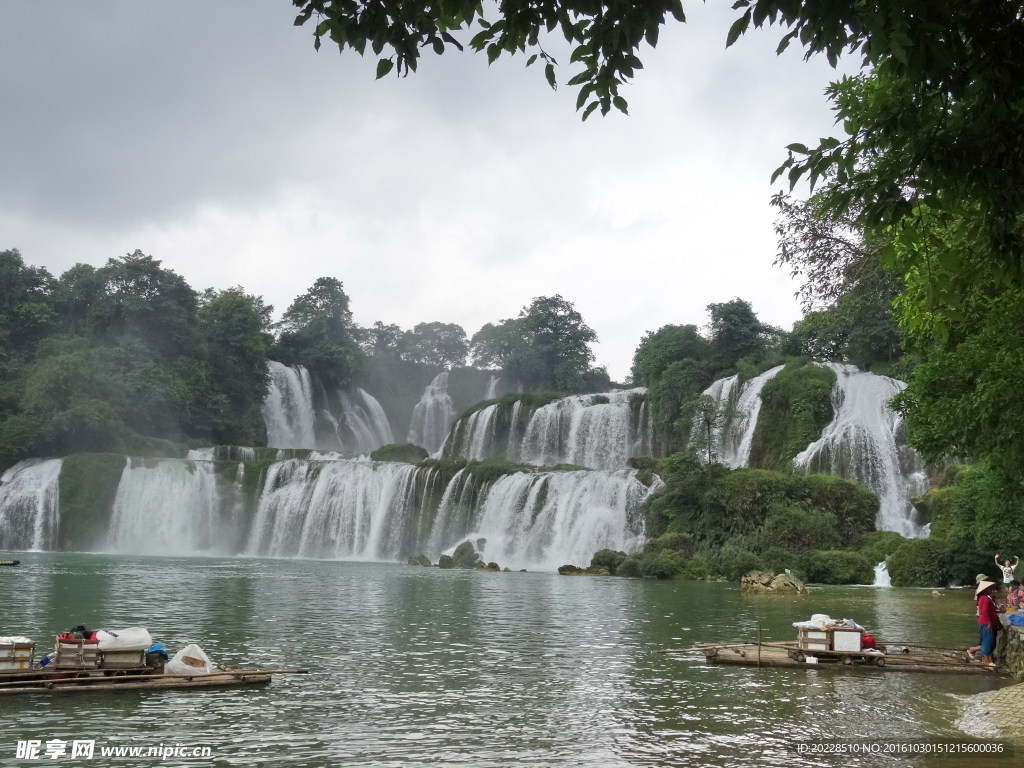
[[0, 554, 1012, 766]]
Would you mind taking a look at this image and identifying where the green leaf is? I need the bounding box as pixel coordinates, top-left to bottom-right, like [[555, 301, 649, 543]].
[[582, 101, 599, 121], [375, 59, 394, 80], [613, 95, 628, 114], [432, 38, 445, 55], [545, 62, 556, 90], [786, 143, 809, 154], [726, 9, 752, 48], [526, 53, 538, 67]]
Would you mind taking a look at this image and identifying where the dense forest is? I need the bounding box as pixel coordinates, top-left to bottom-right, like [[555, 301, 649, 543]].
[[0, 248, 612, 470]]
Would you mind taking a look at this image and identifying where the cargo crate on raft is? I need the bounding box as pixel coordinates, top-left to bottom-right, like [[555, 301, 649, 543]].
[[797, 627, 863, 653], [53, 638, 100, 670], [0, 640, 35, 672], [100, 649, 147, 669]]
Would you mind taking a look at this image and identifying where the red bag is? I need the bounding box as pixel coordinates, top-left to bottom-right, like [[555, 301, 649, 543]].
[[862, 633, 876, 649]]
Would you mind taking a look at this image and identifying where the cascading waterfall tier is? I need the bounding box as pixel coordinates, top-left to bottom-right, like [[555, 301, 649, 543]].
[[107, 457, 252, 556], [0, 454, 653, 568], [793, 363, 927, 537], [692, 366, 784, 467], [407, 372, 456, 454], [0, 459, 63, 551], [262, 361, 393, 452], [441, 389, 652, 470], [696, 362, 927, 537], [430, 468, 649, 571]]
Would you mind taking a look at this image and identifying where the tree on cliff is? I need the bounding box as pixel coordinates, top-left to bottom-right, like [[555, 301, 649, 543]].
[[400, 321, 469, 369], [630, 324, 708, 388], [470, 294, 596, 391], [272, 277, 364, 387]]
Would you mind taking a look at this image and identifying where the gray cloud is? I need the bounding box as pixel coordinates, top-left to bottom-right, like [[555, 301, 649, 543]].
[[1, 0, 858, 380]]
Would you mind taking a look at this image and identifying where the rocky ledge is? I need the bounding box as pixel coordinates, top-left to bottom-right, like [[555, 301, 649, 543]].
[[741, 569, 808, 594]]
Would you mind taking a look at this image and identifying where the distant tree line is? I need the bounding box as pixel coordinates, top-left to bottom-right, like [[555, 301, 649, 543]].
[[0, 249, 608, 469]]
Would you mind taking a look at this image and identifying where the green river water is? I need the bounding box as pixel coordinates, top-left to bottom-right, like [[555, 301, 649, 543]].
[[0, 554, 1014, 767]]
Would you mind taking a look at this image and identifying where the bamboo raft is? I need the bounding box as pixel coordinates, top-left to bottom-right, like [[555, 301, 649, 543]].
[[0, 667, 308, 695], [660, 642, 1010, 676]]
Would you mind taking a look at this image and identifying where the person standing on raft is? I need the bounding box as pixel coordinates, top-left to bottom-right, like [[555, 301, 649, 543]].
[[995, 554, 1020, 600], [976, 581, 1001, 667]]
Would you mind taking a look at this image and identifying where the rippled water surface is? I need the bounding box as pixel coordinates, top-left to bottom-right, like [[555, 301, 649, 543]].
[[0, 554, 1011, 766]]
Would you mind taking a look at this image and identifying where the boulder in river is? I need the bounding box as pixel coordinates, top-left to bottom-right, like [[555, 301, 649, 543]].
[[741, 569, 808, 594]]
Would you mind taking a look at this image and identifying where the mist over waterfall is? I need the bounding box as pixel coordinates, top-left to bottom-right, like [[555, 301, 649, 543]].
[[694, 366, 785, 467], [442, 389, 651, 470], [0, 459, 63, 551], [793, 363, 927, 537], [407, 372, 456, 454], [263, 361, 393, 452]]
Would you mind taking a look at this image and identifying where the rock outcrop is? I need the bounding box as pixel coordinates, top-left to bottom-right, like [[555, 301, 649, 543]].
[[741, 569, 808, 594]]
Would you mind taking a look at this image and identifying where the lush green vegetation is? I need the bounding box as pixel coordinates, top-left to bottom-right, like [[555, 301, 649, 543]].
[[747, 361, 835, 469], [595, 452, 884, 583], [371, 443, 430, 463], [57, 453, 127, 551], [0, 250, 273, 468], [632, 301, 785, 456], [470, 295, 607, 393], [0, 248, 611, 472]]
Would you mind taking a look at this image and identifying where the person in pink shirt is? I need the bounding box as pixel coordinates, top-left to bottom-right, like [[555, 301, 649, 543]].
[[976, 581, 1001, 666]]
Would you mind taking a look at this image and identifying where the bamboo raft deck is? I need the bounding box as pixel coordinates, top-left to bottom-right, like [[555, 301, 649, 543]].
[[660, 642, 1011, 676], [0, 667, 307, 695]]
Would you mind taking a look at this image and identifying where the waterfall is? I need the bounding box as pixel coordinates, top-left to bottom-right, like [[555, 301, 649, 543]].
[[341, 388, 395, 453], [246, 457, 420, 560], [0, 459, 63, 551], [793, 363, 927, 537], [0, 450, 653, 568], [106, 458, 249, 556], [434, 469, 649, 571], [485, 375, 501, 400], [873, 561, 892, 587], [407, 372, 456, 454], [262, 361, 392, 453], [693, 366, 784, 467], [444, 389, 651, 470], [263, 361, 318, 448]]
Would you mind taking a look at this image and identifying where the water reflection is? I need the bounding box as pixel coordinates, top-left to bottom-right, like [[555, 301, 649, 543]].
[[0, 555, 1012, 767]]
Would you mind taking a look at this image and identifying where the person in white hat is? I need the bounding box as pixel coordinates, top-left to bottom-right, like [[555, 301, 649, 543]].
[[975, 581, 1001, 666]]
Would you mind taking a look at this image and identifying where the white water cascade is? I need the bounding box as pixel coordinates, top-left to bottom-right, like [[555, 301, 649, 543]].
[[246, 458, 420, 560], [263, 361, 318, 448], [431, 469, 649, 571], [0, 459, 63, 551], [16, 449, 651, 568], [520, 389, 649, 469], [407, 372, 456, 454], [106, 458, 250, 556], [794, 363, 927, 537], [873, 561, 892, 587], [693, 366, 785, 467], [262, 361, 393, 452], [443, 389, 651, 470]]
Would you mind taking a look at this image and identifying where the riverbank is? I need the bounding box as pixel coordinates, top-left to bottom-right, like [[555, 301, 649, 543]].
[[956, 615, 1024, 739]]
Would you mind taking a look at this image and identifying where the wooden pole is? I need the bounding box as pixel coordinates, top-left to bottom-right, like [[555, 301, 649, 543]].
[[757, 626, 762, 668], [0, 668, 308, 689]]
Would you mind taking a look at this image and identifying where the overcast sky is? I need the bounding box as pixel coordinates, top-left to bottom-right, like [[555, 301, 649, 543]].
[[0, 1, 858, 382]]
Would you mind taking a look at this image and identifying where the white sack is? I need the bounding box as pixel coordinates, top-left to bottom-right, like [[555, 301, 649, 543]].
[[96, 628, 153, 650], [165, 643, 214, 675]]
